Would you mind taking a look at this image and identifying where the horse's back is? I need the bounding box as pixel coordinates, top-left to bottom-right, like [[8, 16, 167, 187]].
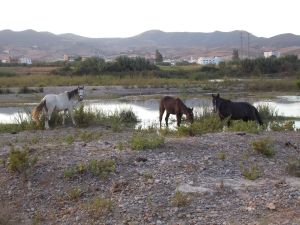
[[228, 101, 257, 119], [160, 96, 178, 114], [44, 93, 68, 111]]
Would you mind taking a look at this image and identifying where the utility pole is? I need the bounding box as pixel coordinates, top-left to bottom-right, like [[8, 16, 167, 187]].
[[240, 32, 243, 59], [247, 32, 250, 58]]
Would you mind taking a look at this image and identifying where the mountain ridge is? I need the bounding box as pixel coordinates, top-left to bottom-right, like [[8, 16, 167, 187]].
[[1, 29, 300, 61]]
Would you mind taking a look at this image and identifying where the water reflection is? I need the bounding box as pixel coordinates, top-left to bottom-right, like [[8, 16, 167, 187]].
[[1, 96, 300, 128]]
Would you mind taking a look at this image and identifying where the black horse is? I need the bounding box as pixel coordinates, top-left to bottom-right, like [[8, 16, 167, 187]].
[[212, 93, 263, 125]]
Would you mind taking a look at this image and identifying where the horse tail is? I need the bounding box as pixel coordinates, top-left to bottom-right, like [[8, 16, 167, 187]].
[[32, 99, 46, 123], [254, 107, 263, 125]]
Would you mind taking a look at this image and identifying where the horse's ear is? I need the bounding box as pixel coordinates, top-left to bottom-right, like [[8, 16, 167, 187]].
[[212, 94, 215, 97], [191, 107, 193, 111], [217, 93, 220, 97]]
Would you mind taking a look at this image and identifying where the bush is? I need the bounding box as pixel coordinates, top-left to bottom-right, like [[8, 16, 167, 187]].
[[252, 138, 275, 157], [64, 159, 116, 179], [177, 114, 224, 136], [257, 104, 278, 121], [86, 197, 114, 218], [171, 191, 189, 207], [226, 120, 262, 134], [270, 121, 295, 131], [241, 163, 260, 180], [286, 158, 300, 177], [7, 147, 38, 179], [130, 132, 164, 150]]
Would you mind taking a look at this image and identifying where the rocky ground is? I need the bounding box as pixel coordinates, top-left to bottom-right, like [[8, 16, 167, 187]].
[[0, 125, 300, 225]]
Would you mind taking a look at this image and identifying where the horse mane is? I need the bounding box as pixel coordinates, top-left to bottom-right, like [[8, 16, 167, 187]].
[[176, 98, 190, 111], [67, 88, 79, 100]]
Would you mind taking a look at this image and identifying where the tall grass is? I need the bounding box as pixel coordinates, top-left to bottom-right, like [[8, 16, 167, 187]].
[[0, 105, 139, 133]]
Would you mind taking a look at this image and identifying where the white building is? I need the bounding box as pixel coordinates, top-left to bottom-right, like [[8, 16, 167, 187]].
[[264, 51, 280, 58], [197, 56, 222, 65], [19, 57, 32, 65]]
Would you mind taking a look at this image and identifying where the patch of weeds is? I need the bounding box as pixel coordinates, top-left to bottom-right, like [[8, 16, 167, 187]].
[[286, 158, 300, 177], [65, 187, 83, 201], [177, 114, 224, 136], [87, 159, 116, 178], [252, 138, 275, 157], [116, 142, 125, 151], [240, 162, 260, 180], [171, 191, 189, 207], [64, 159, 116, 179], [257, 104, 279, 121], [218, 151, 226, 160], [119, 109, 138, 123], [7, 146, 38, 180], [226, 120, 262, 134], [270, 120, 295, 131], [86, 197, 114, 218], [143, 172, 154, 179], [130, 132, 164, 150], [111, 119, 122, 132], [64, 167, 77, 179], [32, 211, 43, 225], [65, 135, 75, 145], [74, 105, 96, 127], [79, 130, 102, 142]]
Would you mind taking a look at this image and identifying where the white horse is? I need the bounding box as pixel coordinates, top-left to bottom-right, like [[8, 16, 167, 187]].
[[32, 86, 84, 129]]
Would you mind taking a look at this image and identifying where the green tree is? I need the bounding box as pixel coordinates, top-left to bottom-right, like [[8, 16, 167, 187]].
[[155, 50, 163, 63]]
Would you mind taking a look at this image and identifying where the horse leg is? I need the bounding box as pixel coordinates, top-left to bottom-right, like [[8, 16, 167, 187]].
[[159, 108, 165, 128], [62, 109, 68, 126], [43, 108, 50, 130], [68, 108, 77, 126], [176, 113, 182, 127], [165, 112, 170, 128]]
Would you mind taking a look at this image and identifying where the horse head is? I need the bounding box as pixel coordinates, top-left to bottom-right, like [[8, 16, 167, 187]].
[[212, 93, 220, 113], [78, 85, 84, 101], [186, 107, 194, 124]]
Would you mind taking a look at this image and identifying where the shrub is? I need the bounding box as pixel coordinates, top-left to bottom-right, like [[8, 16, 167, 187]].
[[218, 151, 226, 160], [270, 120, 295, 131], [74, 105, 96, 127], [286, 158, 300, 177], [65, 135, 75, 145], [7, 147, 38, 179], [119, 109, 138, 123], [86, 197, 114, 218], [252, 138, 275, 157], [64, 159, 116, 179], [87, 159, 116, 178], [65, 187, 83, 201], [177, 114, 224, 136], [241, 163, 260, 180], [130, 132, 164, 150], [226, 120, 262, 134], [171, 191, 189, 207], [257, 104, 278, 121], [79, 130, 102, 142]]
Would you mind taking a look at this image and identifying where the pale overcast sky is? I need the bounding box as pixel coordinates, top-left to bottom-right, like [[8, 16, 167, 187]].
[[1, 0, 299, 38]]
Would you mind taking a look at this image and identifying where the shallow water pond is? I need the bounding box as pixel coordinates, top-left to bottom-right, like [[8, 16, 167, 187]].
[[0, 95, 300, 128]]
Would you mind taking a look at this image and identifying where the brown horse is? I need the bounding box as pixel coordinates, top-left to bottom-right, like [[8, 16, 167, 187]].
[[159, 96, 194, 128]]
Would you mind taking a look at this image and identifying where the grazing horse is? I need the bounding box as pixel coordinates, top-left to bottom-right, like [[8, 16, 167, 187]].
[[159, 96, 194, 128], [212, 93, 263, 125], [32, 86, 84, 129]]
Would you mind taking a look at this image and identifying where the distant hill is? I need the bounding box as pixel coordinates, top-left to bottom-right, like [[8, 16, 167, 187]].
[[1, 29, 300, 61]]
